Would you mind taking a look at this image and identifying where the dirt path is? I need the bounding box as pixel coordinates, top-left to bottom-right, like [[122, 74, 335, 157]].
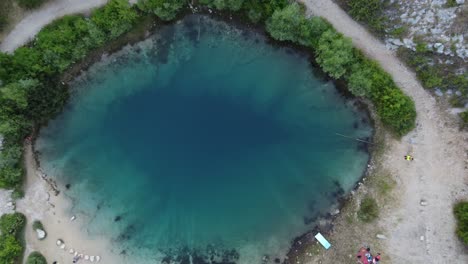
[[0, 0, 107, 53], [299, 0, 468, 263]]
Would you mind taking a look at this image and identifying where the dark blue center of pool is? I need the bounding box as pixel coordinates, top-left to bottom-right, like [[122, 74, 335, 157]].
[[37, 16, 372, 263]]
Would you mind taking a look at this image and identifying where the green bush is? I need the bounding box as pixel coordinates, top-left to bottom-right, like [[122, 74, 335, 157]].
[[347, 0, 385, 33], [17, 0, 47, 9], [357, 196, 379, 222], [0, 213, 26, 237], [26, 251, 47, 264], [266, 3, 307, 43], [242, 0, 289, 23], [0, 213, 26, 264], [137, 0, 186, 21], [91, 0, 138, 40], [0, 235, 23, 263], [445, 0, 459, 8], [454, 201, 468, 245], [316, 29, 355, 79], [11, 188, 24, 200], [32, 220, 44, 231]]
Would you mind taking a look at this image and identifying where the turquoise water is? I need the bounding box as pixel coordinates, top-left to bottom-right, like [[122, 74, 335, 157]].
[[36, 16, 372, 263]]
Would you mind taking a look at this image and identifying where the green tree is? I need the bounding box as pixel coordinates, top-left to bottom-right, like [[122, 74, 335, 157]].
[[137, 0, 186, 21], [0, 79, 39, 114], [298, 17, 332, 48], [26, 251, 47, 264], [316, 30, 355, 79], [266, 3, 306, 43], [347, 62, 375, 97], [91, 0, 138, 40]]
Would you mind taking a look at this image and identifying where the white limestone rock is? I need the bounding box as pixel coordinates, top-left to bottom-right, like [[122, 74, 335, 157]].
[[36, 229, 46, 240], [376, 234, 387, 240]]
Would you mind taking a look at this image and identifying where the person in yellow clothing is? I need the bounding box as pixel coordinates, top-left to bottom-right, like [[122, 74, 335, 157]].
[[404, 155, 414, 161]]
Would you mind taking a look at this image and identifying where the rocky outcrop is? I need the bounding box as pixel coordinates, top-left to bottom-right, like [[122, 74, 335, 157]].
[[385, 0, 467, 60]]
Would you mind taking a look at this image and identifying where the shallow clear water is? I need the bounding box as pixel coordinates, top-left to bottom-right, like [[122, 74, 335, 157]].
[[36, 16, 372, 263]]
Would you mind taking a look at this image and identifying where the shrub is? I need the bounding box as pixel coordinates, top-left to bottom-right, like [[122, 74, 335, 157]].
[[454, 201, 468, 245], [32, 221, 44, 231], [137, 0, 186, 21], [347, 63, 374, 97], [11, 188, 24, 200], [0, 213, 26, 263], [266, 3, 307, 43], [445, 0, 459, 8], [347, 0, 385, 33], [242, 0, 289, 23], [18, 0, 47, 9], [0, 234, 23, 263], [0, 213, 26, 237], [357, 196, 379, 222], [316, 30, 355, 79], [26, 251, 47, 264], [91, 0, 138, 40]]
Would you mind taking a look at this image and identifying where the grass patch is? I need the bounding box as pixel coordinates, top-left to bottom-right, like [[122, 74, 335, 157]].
[[389, 26, 408, 38], [358, 196, 379, 222]]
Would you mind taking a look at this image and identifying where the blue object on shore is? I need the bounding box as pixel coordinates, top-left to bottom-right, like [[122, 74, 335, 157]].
[[315, 232, 331, 249]]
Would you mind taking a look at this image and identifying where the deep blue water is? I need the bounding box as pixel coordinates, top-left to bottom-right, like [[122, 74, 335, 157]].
[[36, 16, 372, 263]]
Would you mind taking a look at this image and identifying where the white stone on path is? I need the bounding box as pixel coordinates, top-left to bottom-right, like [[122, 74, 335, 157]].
[[60, 244, 66, 250], [36, 229, 46, 240], [90, 256, 95, 262], [96, 256, 101, 262], [85, 255, 89, 260], [376, 234, 387, 239], [69, 249, 74, 254], [56, 239, 63, 246]]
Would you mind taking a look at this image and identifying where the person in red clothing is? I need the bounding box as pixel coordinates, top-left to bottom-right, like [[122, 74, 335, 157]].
[[374, 253, 381, 263]]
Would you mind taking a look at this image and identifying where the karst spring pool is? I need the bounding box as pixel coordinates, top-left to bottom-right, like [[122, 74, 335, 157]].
[[36, 15, 372, 263]]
